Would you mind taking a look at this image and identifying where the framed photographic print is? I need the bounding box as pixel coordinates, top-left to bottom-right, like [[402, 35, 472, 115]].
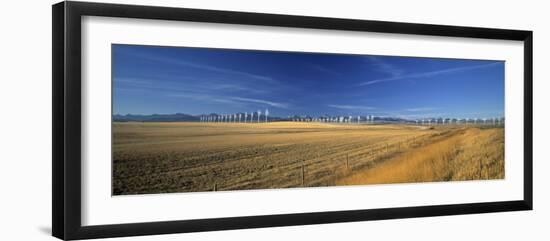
[[52, 1, 533, 240]]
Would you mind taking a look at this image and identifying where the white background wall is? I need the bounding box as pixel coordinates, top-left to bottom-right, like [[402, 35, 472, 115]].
[[0, 0, 547, 240]]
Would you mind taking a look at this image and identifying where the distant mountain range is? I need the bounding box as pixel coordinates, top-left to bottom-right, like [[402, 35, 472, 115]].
[[113, 113, 200, 122], [113, 113, 414, 123]]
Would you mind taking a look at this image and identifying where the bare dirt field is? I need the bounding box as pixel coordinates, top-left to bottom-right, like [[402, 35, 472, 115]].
[[112, 122, 504, 195]]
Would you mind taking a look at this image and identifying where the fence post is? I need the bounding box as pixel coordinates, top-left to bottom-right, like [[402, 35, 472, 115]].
[[301, 161, 305, 187], [214, 183, 217, 192], [346, 154, 349, 170], [479, 159, 483, 179]]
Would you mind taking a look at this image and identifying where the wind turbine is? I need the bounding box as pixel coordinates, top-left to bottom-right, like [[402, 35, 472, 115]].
[[244, 112, 248, 123], [265, 109, 269, 122], [257, 110, 261, 123]]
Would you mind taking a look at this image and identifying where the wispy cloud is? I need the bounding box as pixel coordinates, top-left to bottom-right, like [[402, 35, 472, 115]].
[[367, 56, 404, 79], [230, 97, 289, 109], [127, 50, 275, 82], [405, 107, 438, 112], [359, 61, 499, 86], [308, 64, 341, 76], [328, 104, 376, 110]]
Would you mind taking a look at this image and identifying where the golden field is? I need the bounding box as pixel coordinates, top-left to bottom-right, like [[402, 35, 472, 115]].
[[112, 122, 504, 195]]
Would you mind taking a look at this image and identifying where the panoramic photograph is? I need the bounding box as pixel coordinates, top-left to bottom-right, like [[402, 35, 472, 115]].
[[112, 44, 505, 195]]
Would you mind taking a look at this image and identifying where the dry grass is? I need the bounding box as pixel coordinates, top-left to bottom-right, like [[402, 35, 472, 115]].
[[112, 122, 504, 195], [337, 127, 504, 185]]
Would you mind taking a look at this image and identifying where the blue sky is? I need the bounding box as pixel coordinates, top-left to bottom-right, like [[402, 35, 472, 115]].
[[112, 44, 504, 119]]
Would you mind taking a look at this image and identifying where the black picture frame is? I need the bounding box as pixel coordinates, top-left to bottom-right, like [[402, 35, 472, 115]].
[[52, 1, 533, 240]]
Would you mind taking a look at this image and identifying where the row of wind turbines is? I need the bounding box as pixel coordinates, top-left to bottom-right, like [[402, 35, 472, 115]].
[[199, 109, 504, 126], [200, 109, 270, 123]]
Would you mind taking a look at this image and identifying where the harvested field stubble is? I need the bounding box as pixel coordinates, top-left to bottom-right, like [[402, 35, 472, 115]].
[[112, 122, 504, 195]]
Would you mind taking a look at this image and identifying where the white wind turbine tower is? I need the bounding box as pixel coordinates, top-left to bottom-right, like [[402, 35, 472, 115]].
[[238, 113, 242, 122], [357, 116, 360, 124], [257, 110, 261, 123], [244, 112, 248, 123], [265, 109, 269, 122]]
